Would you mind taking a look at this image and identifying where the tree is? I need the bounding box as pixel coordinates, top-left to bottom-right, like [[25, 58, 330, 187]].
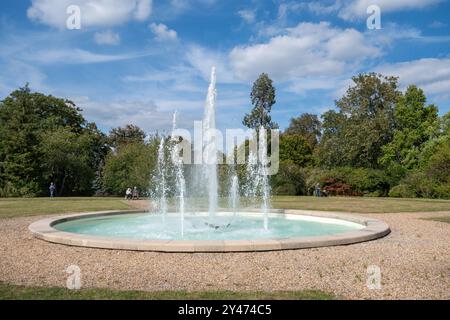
[[102, 139, 159, 196], [380, 85, 440, 170], [108, 124, 146, 148], [39, 127, 99, 196], [316, 73, 400, 168], [271, 160, 306, 195], [243, 73, 278, 130], [285, 113, 322, 148], [0, 85, 99, 196], [279, 134, 313, 167]]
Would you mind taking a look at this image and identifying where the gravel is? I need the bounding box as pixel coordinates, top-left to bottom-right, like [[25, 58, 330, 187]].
[[0, 211, 449, 299]]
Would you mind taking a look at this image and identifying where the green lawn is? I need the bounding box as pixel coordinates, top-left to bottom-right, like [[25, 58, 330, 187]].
[[271, 196, 450, 213], [0, 283, 334, 300], [0, 197, 132, 219], [423, 216, 450, 224], [1, 196, 450, 219]]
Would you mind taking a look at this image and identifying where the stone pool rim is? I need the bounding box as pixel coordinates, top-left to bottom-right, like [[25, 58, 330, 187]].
[[28, 209, 390, 252]]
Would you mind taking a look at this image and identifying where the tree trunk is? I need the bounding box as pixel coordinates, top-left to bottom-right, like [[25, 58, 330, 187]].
[[59, 173, 66, 196]]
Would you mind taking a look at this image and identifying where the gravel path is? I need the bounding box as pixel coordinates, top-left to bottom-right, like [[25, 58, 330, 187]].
[[0, 210, 449, 299]]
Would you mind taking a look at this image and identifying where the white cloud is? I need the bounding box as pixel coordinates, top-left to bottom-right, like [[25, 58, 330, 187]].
[[22, 48, 153, 64], [338, 0, 443, 20], [237, 9, 256, 24], [27, 0, 152, 29], [229, 22, 382, 82], [94, 30, 120, 45], [76, 96, 181, 132], [375, 58, 450, 96], [149, 23, 178, 41]]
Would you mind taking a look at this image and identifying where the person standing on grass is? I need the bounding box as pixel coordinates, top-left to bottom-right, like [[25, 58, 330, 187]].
[[49, 182, 56, 198], [315, 183, 321, 197]]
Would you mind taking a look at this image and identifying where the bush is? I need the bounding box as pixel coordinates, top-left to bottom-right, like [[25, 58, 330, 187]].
[[388, 184, 416, 198], [390, 170, 450, 199], [271, 161, 307, 195], [0, 181, 38, 197], [304, 167, 390, 196]]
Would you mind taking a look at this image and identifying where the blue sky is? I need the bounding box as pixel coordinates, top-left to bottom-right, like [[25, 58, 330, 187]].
[[0, 0, 449, 135]]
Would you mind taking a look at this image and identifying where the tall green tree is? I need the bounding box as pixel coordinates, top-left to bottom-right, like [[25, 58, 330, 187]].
[[243, 73, 278, 130], [39, 127, 103, 196], [316, 73, 400, 168], [102, 140, 158, 196], [285, 113, 322, 148], [0, 85, 103, 196], [380, 85, 439, 170]]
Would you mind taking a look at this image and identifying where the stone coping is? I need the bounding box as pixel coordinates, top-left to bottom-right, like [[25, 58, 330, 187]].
[[28, 209, 390, 252]]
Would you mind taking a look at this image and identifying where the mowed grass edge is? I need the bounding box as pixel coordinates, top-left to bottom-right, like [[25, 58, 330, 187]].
[[0, 283, 334, 300], [1, 196, 450, 218]]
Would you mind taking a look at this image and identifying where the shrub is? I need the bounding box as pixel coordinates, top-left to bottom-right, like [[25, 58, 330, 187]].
[[388, 184, 415, 198], [304, 167, 390, 196], [391, 170, 450, 199], [271, 161, 306, 195]]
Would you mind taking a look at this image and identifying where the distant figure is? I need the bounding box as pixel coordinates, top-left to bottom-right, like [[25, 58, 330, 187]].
[[49, 182, 56, 198], [315, 183, 321, 197], [125, 187, 132, 200], [132, 186, 139, 200]]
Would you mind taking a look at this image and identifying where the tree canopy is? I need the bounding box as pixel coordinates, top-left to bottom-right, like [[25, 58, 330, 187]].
[[0, 85, 106, 196], [243, 73, 278, 130]]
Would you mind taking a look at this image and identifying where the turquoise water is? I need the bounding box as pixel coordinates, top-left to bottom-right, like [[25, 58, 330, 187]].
[[54, 212, 364, 241]]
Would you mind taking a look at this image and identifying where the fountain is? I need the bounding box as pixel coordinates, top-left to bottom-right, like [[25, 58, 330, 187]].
[[202, 67, 218, 218], [29, 67, 391, 252]]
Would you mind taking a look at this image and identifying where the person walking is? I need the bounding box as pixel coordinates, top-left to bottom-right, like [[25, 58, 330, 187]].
[[49, 182, 56, 198]]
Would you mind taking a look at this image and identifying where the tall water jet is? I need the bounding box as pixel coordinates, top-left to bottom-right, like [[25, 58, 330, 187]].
[[203, 67, 218, 217], [258, 127, 270, 230], [171, 111, 186, 237], [244, 151, 259, 201], [229, 175, 239, 217], [156, 138, 168, 223]]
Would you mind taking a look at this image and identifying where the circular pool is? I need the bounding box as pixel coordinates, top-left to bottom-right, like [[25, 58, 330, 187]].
[[29, 210, 390, 252]]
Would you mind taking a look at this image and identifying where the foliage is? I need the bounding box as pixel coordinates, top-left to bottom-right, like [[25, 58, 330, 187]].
[[285, 113, 321, 149], [389, 139, 450, 199], [271, 161, 307, 195], [380, 85, 440, 170], [0, 85, 106, 197], [316, 73, 400, 168], [304, 167, 390, 196], [279, 134, 313, 167], [101, 141, 158, 196], [243, 73, 278, 130], [108, 124, 146, 148]]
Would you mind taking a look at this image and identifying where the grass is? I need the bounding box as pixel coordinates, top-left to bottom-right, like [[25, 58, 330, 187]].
[[423, 216, 450, 224], [0, 283, 334, 300], [0, 197, 132, 219], [1, 196, 450, 219], [271, 196, 450, 213]]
